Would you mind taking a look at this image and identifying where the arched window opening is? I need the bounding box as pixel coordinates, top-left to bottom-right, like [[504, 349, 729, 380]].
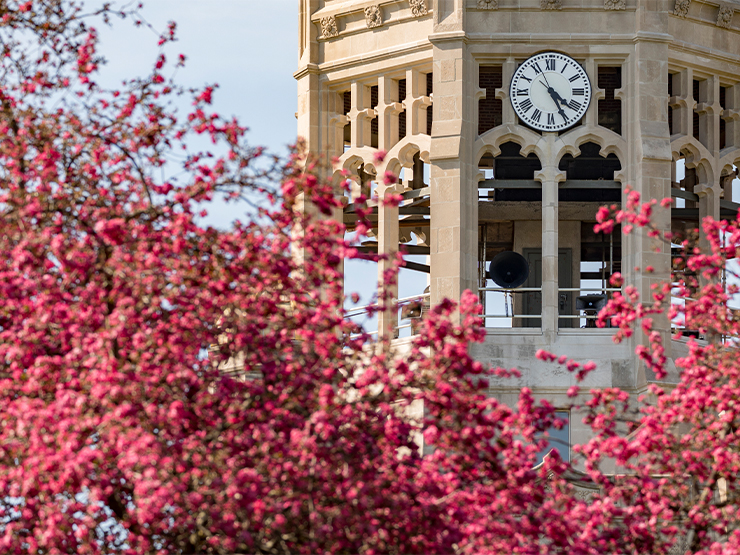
[[478, 142, 543, 328], [558, 142, 622, 328]]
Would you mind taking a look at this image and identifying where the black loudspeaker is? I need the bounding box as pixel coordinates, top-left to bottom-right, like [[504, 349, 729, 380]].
[[576, 294, 607, 328], [576, 295, 607, 312], [487, 251, 530, 289]]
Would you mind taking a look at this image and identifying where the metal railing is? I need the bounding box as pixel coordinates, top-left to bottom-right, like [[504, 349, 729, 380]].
[[479, 286, 542, 327], [345, 293, 431, 339], [557, 287, 620, 325], [478, 286, 624, 329]]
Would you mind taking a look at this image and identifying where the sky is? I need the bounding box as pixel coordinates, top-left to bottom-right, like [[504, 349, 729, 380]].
[[94, 0, 409, 328], [97, 0, 299, 157]]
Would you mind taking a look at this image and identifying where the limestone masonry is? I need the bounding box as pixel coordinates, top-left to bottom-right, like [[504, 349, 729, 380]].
[[296, 0, 740, 457]]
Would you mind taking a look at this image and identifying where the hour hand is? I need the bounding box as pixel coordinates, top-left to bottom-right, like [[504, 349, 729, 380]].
[[549, 88, 567, 106], [539, 81, 566, 108]]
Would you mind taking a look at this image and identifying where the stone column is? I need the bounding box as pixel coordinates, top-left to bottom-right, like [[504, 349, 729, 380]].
[[724, 84, 740, 152], [405, 69, 432, 137], [349, 82, 374, 149], [377, 184, 402, 340], [428, 34, 478, 311], [626, 37, 675, 384], [535, 134, 566, 335], [378, 76, 403, 151]]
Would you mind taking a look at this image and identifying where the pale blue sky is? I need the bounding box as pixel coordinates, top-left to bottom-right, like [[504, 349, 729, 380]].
[[95, 0, 426, 326], [98, 0, 299, 157]]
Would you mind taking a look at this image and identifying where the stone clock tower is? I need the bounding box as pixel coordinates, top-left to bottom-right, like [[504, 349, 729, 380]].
[[296, 0, 740, 454]]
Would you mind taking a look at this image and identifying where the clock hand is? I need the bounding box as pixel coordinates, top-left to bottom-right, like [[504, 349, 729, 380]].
[[538, 80, 568, 116], [538, 80, 568, 106], [536, 81, 569, 123], [555, 104, 568, 123]]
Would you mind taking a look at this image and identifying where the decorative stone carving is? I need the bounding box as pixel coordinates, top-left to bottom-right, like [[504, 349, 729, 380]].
[[541, 0, 562, 9], [573, 488, 595, 503], [365, 5, 383, 28], [673, 0, 690, 17], [717, 4, 734, 28], [604, 0, 625, 10], [477, 0, 499, 8], [320, 16, 339, 38], [409, 0, 428, 16]]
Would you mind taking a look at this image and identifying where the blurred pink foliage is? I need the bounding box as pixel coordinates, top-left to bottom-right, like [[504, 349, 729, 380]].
[[0, 2, 738, 554]]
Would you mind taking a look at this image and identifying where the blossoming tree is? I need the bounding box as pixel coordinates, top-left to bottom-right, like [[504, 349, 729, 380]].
[[0, 1, 738, 554]]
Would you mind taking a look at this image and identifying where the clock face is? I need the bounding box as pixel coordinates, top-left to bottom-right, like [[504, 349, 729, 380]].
[[510, 52, 592, 132]]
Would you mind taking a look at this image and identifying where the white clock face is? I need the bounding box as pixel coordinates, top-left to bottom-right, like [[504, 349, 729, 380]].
[[510, 52, 592, 132]]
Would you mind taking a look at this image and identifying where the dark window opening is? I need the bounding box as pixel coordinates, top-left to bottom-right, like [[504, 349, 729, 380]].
[[426, 72, 433, 136], [558, 142, 621, 179], [668, 73, 674, 135], [597, 67, 622, 135], [398, 78, 407, 140], [693, 79, 701, 141], [478, 65, 503, 135], [343, 91, 352, 146], [370, 85, 379, 148], [489, 142, 543, 201], [720, 86, 727, 150], [558, 142, 621, 202]]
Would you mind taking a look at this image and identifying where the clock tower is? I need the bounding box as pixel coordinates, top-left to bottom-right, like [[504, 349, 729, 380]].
[[297, 0, 740, 456]]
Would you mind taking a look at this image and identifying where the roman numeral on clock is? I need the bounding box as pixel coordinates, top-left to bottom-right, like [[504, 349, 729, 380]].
[[569, 75, 579, 83], [545, 58, 556, 71], [532, 109, 542, 123], [517, 89, 529, 96], [547, 113, 555, 125], [572, 88, 585, 96], [568, 99, 582, 111], [519, 98, 533, 112], [531, 62, 543, 75]]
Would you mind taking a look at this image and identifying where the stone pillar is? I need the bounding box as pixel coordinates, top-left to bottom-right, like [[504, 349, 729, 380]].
[[724, 84, 740, 152], [377, 183, 401, 340], [499, 57, 517, 126], [378, 76, 403, 151], [696, 183, 719, 251], [626, 37, 675, 384], [405, 69, 432, 137], [697, 76, 721, 156], [535, 134, 566, 335], [428, 35, 478, 311], [349, 82, 374, 149]]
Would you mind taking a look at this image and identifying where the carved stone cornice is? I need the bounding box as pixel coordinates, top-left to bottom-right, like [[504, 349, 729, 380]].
[[541, 0, 563, 9], [717, 3, 734, 27], [604, 0, 626, 9], [477, 0, 499, 8], [674, 0, 691, 17], [320, 15, 339, 38], [409, 0, 428, 16], [365, 5, 383, 28]]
